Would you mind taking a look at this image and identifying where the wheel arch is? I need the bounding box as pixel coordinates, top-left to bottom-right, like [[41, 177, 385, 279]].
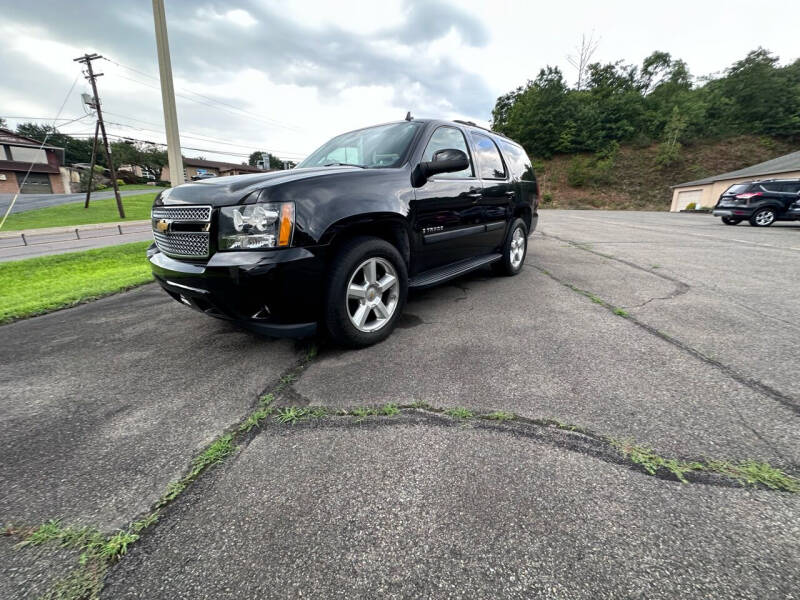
[[321, 213, 411, 267]]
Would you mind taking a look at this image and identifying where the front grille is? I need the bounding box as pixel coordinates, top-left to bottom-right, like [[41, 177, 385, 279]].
[[152, 205, 212, 259], [153, 231, 210, 258], [152, 206, 212, 221]]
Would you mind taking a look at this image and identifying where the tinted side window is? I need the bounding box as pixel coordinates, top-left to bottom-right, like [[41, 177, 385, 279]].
[[760, 183, 784, 192], [421, 126, 473, 178], [785, 182, 800, 194], [498, 140, 535, 181], [471, 133, 506, 180]]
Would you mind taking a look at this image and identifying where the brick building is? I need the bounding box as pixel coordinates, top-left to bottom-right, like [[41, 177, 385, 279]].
[[0, 128, 66, 194]]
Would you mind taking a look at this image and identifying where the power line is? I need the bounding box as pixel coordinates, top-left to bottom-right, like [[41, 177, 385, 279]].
[[103, 56, 307, 133], [0, 74, 80, 230], [100, 119, 306, 157]]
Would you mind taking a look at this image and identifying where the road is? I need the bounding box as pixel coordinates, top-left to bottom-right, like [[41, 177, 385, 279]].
[[1, 210, 798, 598], [0, 189, 156, 215]]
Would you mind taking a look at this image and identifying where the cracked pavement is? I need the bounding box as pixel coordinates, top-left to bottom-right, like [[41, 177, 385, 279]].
[[2, 210, 799, 598]]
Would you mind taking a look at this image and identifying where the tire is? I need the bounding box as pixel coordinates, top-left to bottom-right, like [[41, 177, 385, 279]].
[[721, 217, 741, 225], [324, 236, 408, 348], [749, 207, 776, 227], [493, 218, 528, 276]]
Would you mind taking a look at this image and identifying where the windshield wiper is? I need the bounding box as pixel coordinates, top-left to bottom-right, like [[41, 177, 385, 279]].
[[322, 162, 367, 168]]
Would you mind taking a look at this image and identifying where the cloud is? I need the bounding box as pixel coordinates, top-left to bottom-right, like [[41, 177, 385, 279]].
[[3, 0, 494, 118]]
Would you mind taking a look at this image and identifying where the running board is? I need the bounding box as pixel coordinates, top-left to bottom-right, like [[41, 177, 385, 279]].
[[409, 254, 502, 289]]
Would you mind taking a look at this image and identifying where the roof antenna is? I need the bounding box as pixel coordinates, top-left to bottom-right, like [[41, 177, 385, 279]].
[[405, 111, 413, 121]]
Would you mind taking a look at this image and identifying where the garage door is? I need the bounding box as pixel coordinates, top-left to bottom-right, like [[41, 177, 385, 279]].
[[19, 173, 53, 194], [676, 189, 702, 210]]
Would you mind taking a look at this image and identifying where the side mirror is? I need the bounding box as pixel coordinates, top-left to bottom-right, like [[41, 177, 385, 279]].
[[412, 148, 469, 187]]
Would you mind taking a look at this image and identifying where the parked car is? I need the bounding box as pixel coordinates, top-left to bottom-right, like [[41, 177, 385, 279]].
[[148, 118, 538, 346], [191, 172, 217, 181], [712, 179, 800, 226]]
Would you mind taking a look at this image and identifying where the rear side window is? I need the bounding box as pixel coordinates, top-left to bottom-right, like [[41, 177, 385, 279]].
[[785, 182, 800, 194], [470, 133, 506, 180], [760, 182, 785, 192], [498, 140, 535, 181], [421, 126, 473, 178], [725, 184, 751, 194]]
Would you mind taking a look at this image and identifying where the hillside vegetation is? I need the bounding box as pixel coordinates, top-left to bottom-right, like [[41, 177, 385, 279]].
[[492, 47, 799, 210], [536, 135, 797, 210]]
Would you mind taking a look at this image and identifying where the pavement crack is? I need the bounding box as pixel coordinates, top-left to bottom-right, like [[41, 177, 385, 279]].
[[533, 265, 800, 423]]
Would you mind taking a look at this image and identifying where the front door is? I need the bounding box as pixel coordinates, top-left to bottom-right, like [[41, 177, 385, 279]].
[[411, 126, 484, 273]]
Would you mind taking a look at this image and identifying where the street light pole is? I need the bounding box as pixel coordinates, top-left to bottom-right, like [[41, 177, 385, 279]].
[[152, 0, 184, 187]]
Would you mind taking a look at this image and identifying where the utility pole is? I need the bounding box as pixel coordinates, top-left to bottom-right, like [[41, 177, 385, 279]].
[[73, 53, 125, 218], [84, 120, 100, 208], [152, 0, 184, 187]]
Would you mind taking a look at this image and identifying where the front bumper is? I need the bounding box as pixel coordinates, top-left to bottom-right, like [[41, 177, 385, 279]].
[[148, 244, 324, 338]]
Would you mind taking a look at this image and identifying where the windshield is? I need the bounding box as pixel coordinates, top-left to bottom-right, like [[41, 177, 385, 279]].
[[299, 122, 422, 169]]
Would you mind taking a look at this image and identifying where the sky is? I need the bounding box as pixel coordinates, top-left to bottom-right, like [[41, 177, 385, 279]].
[[1, 0, 798, 165]]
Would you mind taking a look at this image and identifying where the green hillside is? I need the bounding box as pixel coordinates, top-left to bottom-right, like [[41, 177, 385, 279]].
[[536, 135, 798, 210]]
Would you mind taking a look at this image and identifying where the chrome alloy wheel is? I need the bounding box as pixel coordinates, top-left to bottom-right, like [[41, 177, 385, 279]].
[[755, 210, 775, 226], [346, 257, 400, 333], [510, 226, 526, 269]]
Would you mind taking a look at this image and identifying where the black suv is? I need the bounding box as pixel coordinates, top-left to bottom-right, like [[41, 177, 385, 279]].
[[712, 179, 800, 226], [148, 118, 538, 347]]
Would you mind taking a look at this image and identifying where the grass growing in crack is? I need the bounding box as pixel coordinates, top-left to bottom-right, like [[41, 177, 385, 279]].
[[409, 400, 431, 409], [159, 434, 234, 505], [609, 439, 799, 491], [613, 308, 629, 317], [239, 407, 274, 433], [15, 519, 145, 599], [445, 407, 474, 420], [484, 411, 515, 422], [274, 406, 309, 424], [380, 403, 400, 416], [706, 460, 800, 492]]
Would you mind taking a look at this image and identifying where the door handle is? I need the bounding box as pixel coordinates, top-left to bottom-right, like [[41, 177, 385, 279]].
[[504, 191, 516, 197]]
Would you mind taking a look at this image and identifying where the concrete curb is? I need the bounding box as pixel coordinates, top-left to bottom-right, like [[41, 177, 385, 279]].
[[0, 220, 151, 248]]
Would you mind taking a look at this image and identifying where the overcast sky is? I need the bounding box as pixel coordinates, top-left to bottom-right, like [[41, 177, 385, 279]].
[[1, 0, 798, 164]]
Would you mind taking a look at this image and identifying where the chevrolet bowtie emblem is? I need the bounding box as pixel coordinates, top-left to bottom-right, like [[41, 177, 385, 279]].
[[155, 219, 170, 233]]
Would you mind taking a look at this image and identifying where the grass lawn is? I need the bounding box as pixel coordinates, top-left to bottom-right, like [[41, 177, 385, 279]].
[[118, 184, 167, 191], [0, 241, 153, 323], [1, 192, 158, 231]]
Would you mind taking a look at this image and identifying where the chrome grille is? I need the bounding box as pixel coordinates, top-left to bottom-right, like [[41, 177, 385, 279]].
[[153, 231, 209, 258], [151, 206, 211, 221], [152, 205, 212, 259]]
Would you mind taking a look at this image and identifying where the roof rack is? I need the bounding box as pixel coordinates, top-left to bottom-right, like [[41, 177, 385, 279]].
[[452, 119, 511, 141]]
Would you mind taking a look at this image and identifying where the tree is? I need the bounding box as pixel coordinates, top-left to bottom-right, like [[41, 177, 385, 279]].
[[0, 117, 6, 129], [248, 150, 290, 169], [15, 122, 95, 164], [567, 32, 600, 90]]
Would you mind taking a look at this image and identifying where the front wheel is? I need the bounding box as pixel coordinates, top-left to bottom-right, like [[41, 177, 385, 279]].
[[493, 218, 528, 276], [324, 236, 408, 348], [749, 208, 776, 227], [721, 217, 741, 225]]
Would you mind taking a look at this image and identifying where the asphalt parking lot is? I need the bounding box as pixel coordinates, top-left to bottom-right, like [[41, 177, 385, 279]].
[[1, 210, 798, 598]]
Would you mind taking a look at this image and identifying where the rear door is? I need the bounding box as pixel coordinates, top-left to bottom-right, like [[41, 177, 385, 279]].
[[412, 125, 484, 272], [469, 132, 512, 251]]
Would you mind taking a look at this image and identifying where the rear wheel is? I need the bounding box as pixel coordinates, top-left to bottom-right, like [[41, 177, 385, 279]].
[[749, 208, 776, 227], [493, 218, 528, 276], [324, 236, 407, 348], [721, 217, 741, 225]]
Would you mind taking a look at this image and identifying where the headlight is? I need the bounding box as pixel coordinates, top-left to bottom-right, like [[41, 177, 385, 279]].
[[219, 202, 294, 250]]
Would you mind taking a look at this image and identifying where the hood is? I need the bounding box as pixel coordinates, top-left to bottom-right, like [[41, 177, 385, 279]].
[[159, 166, 366, 207]]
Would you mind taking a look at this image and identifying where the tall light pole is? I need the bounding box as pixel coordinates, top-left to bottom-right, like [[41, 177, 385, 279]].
[[152, 0, 184, 187]]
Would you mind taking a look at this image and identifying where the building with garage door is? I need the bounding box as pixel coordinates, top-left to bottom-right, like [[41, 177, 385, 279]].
[[0, 128, 65, 194], [670, 150, 800, 211]]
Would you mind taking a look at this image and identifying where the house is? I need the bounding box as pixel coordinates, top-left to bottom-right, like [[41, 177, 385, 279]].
[[0, 128, 66, 194], [160, 157, 268, 182], [670, 150, 800, 211]]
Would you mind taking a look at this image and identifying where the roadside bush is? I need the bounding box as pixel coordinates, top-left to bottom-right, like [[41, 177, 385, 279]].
[[566, 156, 590, 187], [685, 202, 696, 210], [542, 192, 553, 204], [115, 179, 124, 187], [78, 169, 108, 193]]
